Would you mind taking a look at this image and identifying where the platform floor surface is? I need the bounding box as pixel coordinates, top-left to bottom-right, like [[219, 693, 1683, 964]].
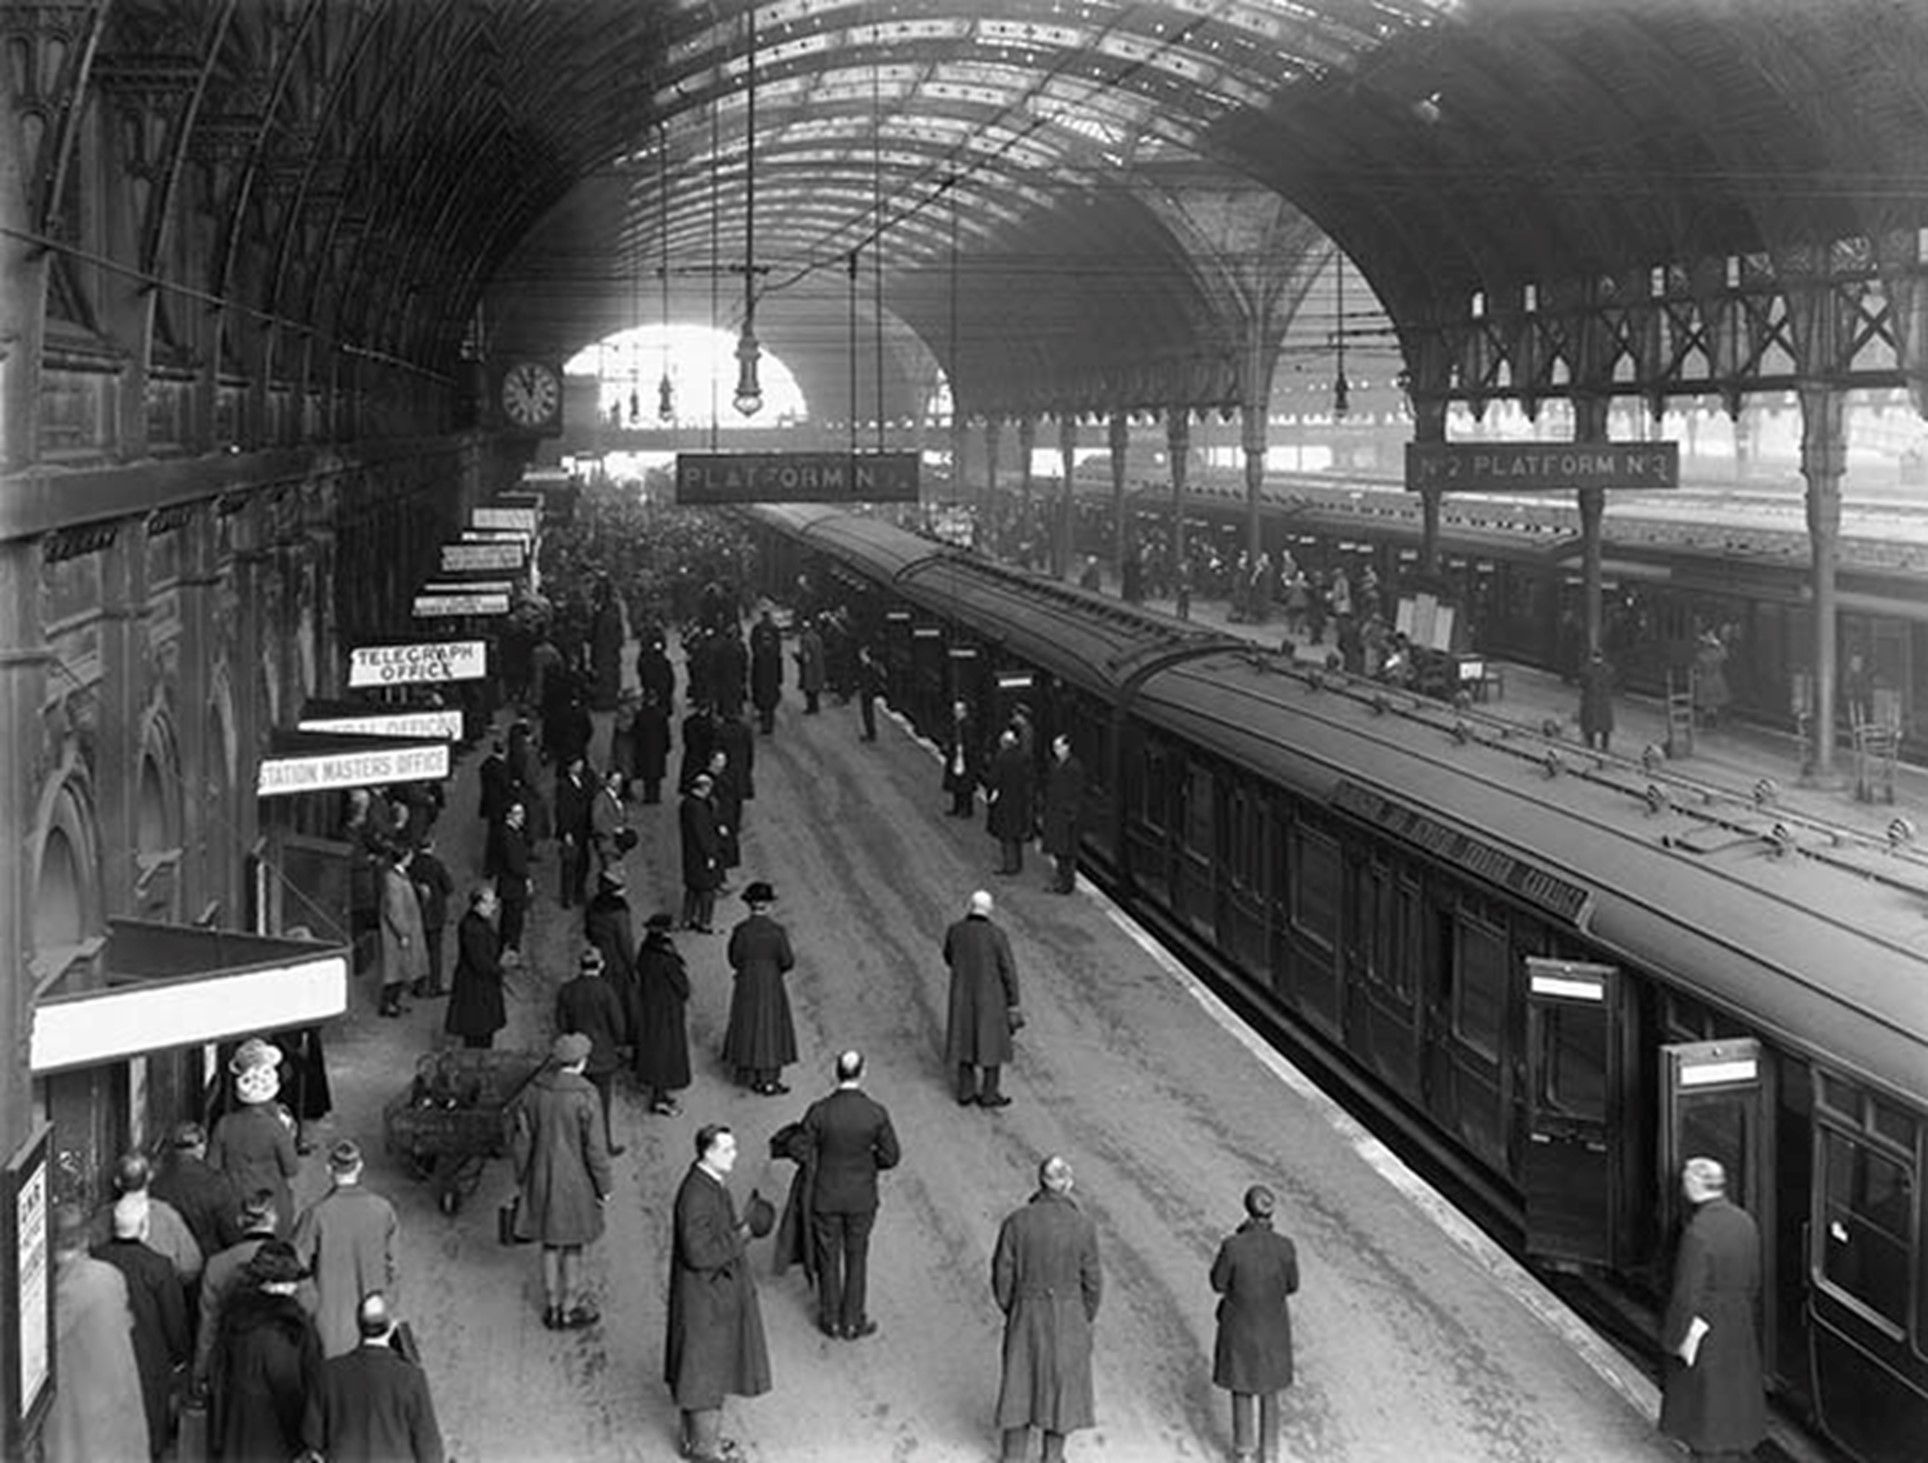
[[289, 626, 1691, 1463]]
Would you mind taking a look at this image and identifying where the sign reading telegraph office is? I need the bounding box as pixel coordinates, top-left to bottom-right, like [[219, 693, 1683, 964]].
[[348, 640, 487, 688]]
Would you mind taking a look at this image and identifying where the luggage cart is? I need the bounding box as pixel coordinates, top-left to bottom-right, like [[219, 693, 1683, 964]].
[[382, 1048, 546, 1215]]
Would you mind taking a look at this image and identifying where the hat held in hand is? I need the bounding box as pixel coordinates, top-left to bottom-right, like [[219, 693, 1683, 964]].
[[744, 1188, 776, 1239]]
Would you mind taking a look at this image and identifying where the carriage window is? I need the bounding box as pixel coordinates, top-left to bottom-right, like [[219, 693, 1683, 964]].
[[1536, 1001, 1608, 1120], [1291, 826, 1340, 951], [1137, 742, 1171, 832], [1453, 914, 1507, 1060], [1818, 1128, 1913, 1331], [1226, 785, 1267, 893]]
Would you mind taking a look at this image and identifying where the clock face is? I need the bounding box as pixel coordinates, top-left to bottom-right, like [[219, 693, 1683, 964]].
[[500, 361, 561, 429]]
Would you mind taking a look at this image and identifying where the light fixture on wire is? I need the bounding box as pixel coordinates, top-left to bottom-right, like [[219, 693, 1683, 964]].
[[731, 5, 763, 418], [1332, 250, 1351, 419]]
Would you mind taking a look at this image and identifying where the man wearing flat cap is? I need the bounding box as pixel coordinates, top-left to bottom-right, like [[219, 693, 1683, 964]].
[[290, 1139, 399, 1358], [1209, 1184, 1299, 1463], [556, 944, 632, 1155], [723, 881, 798, 1096], [509, 1032, 613, 1330]]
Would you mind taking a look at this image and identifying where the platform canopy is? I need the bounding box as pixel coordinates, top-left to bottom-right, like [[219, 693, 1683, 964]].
[[34, 1, 1928, 417]]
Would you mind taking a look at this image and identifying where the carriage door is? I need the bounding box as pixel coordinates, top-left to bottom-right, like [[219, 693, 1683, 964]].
[[1659, 1038, 1773, 1362], [1522, 958, 1620, 1267]]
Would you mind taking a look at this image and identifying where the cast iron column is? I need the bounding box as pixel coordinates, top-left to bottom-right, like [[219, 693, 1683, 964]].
[[1574, 395, 1610, 656], [1800, 384, 1845, 778], [1412, 398, 1447, 576], [1056, 416, 1078, 580], [1167, 410, 1190, 580], [1108, 411, 1129, 581]]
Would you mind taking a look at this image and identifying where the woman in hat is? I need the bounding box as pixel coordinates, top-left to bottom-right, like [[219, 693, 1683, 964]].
[[632, 913, 693, 1116], [207, 1039, 301, 1238], [721, 882, 798, 1096], [583, 864, 638, 1006], [509, 1033, 614, 1330], [206, 1239, 322, 1462]]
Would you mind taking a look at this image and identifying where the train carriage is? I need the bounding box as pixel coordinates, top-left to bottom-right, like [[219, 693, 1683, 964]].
[[742, 505, 1928, 1463]]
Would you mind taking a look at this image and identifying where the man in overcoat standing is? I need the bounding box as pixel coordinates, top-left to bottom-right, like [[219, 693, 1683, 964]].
[[679, 772, 724, 933], [290, 1139, 400, 1358], [1659, 1157, 1766, 1463], [445, 886, 507, 1049], [1039, 732, 1087, 894], [800, 1050, 902, 1340], [722, 882, 798, 1096], [665, 1124, 772, 1463], [555, 946, 631, 1156], [986, 728, 1034, 875], [942, 698, 980, 817], [1209, 1184, 1299, 1463], [750, 608, 783, 733], [509, 1033, 613, 1331], [485, 801, 532, 957], [943, 890, 1022, 1108], [992, 1155, 1102, 1463]]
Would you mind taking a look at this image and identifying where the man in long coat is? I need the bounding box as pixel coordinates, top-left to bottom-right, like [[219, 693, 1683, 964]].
[[485, 801, 532, 956], [991, 1155, 1102, 1463], [445, 885, 507, 1049], [985, 728, 1034, 875], [637, 636, 676, 716], [509, 1033, 613, 1330], [801, 1050, 901, 1340], [93, 1195, 189, 1455], [796, 618, 827, 713], [553, 753, 595, 909], [722, 882, 798, 1095], [942, 698, 981, 817], [718, 710, 756, 800], [707, 747, 745, 872], [943, 890, 1021, 1108], [379, 845, 429, 1018], [290, 1140, 400, 1359], [665, 1125, 771, 1463], [1659, 1157, 1766, 1462], [1209, 1184, 1299, 1463], [679, 772, 724, 932], [306, 1293, 444, 1463], [749, 610, 783, 733], [1039, 733, 1087, 894], [46, 1205, 148, 1463], [634, 688, 671, 804], [583, 865, 638, 1009], [555, 945, 631, 1156], [632, 912, 693, 1116]]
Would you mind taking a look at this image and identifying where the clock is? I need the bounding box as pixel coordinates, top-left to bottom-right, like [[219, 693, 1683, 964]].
[[499, 360, 562, 432]]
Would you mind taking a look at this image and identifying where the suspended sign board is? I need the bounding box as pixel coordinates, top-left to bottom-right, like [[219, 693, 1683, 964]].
[[471, 506, 539, 534], [1405, 441, 1678, 492], [440, 541, 525, 573], [298, 706, 466, 742], [419, 581, 513, 597], [412, 592, 510, 618], [257, 739, 449, 797], [348, 640, 486, 687], [675, 451, 920, 505]]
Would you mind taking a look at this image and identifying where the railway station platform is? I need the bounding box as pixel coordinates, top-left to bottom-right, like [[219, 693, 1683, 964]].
[[284, 628, 1700, 1463], [1096, 574, 1928, 842]]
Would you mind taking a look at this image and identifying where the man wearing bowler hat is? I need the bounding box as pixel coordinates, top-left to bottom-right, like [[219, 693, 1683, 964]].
[[722, 881, 798, 1096]]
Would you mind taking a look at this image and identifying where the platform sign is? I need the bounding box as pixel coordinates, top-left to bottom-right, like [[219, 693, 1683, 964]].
[[1405, 441, 1678, 492], [440, 540, 525, 573], [675, 451, 920, 505], [471, 506, 538, 534], [411, 592, 510, 618], [348, 640, 486, 687], [257, 740, 449, 797], [419, 581, 514, 597], [298, 707, 466, 741]]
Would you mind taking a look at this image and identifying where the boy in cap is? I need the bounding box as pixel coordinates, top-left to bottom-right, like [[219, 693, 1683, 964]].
[[509, 1033, 613, 1330], [290, 1139, 400, 1357]]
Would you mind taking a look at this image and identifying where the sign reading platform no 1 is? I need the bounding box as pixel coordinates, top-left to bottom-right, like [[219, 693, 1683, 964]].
[[1406, 441, 1678, 492], [676, 451, 920, 505]]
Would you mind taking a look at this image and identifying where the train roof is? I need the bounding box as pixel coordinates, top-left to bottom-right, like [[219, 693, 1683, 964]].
[[1133, 654, 1928, 1108]]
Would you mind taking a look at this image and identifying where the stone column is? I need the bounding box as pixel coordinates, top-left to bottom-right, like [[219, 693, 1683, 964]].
[[1108, 411, 1129, 581], [1056, 417, 1078, 580], [1573, 396, 1610, 656], [1016, 415, 1035, 564], [1800, 384, 1845, 779], [983, 418, 1002, 556]]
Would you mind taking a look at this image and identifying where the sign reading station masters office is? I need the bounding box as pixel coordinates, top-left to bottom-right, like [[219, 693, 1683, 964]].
[[675, 451, 920, 505], [348, 640, 487, 688]]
